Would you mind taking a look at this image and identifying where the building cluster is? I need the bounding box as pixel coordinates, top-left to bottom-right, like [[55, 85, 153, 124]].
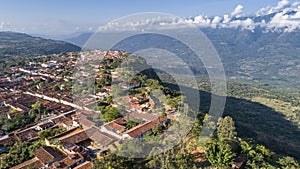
[[0, 50, 177, 169]]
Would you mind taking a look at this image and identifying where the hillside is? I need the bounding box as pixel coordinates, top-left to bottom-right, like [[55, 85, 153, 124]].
[[0, 32, 81, 59], [203, 28, 300, 88], [64, 32, 93, 47]]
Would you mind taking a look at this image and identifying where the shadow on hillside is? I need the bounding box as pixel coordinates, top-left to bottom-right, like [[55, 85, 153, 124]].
[[164, 82, 300, 160]]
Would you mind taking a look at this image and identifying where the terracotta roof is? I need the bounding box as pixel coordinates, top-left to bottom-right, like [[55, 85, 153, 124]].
[[0, 106, 9, 116], [0, 134, 17, 146], [50, 153, 83, 169], [123, 121, 155, 138], [123, 112, 159, 121], [78, 115, 96, 128], [89, 130, 117, 147], [52, 116, 73, 126], [105, 122, 126, 132], [104, 118, 126, 132], [73, 161, 93, 169], [59, 127, 97, 144], [33, 146, 64, 165], [11, 157, 43, 169], [48, 127, 81, 141], [123, 117, 167, 138], [16, 129, 39, 141]]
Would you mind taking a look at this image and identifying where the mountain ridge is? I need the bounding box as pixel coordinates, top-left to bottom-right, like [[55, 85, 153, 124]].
[[0, 31, 81, 59]]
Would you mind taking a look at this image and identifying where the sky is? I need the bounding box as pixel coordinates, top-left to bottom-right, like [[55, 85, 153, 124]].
[[0, 0, 296, 36]]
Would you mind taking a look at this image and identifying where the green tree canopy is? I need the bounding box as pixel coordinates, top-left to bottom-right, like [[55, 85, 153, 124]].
[[217, 116, 237, 142], [206, 142, 236, 168]]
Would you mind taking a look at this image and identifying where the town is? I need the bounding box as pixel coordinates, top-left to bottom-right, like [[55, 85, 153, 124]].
[[0, 50, 182, 169]]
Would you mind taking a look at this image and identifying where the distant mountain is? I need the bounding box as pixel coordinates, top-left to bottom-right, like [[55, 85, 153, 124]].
[[0, 32, 81, 59], [63, 1, 300, 88], [66, 27, 300, 88], [202, 28, 300, 87], [64, 32, 94, 47]]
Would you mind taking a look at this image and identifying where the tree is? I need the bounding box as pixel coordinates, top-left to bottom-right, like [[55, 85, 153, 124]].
[[125, 120, 139, 129], [29, 101, 46, 118], [103, 107, 122, 122], [1, 140, 44, 168], [277, 156, 300, 169], [93, 152, 144, 169], [39, 127, 65, 140], [104, 96, 113, 104], [217, 116, 237, 142], [52, 84, 60, 91], [243, 143, 276, 168], [206, 142, 236, 168], [146, 143, 197, 169]]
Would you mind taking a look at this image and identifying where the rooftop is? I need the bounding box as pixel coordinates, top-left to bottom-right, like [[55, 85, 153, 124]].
[[33, 146, 64, 165], [50, 153, 84, 169], [73, 161, 93, 169], [11, 157, 43, 169]]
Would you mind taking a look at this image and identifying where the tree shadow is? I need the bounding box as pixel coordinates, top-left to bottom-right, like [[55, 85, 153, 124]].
[[164, 82, 300, 160]]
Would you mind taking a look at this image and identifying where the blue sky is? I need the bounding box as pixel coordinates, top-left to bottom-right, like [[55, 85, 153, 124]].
[[0, 0, 292, 36]]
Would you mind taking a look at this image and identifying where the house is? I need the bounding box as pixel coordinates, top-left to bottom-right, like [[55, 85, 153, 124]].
[[33, 146, 65, 168], [103, 85, 112, 92], [72, 111, 97, 129], [16, 129, 39, 142], [111, 72, 120, 79], [11, 157, 43, 169], [59, 128, 94, 145], [0, 134, 17, 147], [51, 116, 75, 130], [122, 116, 168, 139], [123, 112, 159, 122], [73, 161, 93, 169], [123, 121, 155, 139], [35, 121, 55, 131], [45, 127, 81, 146], [128, 103, 144, 113], [41, 62, 56, 68], [121, 81, 141, 89], [103, 118, 126, 133], [78, 116, 96, 129], [50, 153, 84, 169], [88, 129, 118, 150], [62, 142, 88, 157]]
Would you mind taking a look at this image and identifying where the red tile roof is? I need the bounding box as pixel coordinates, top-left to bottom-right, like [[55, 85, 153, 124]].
[[89, 130, 117, 147], [59, 127, 98, 144], [0, 134, 17, 146], [33, 146, 64, 165], [123, 121, 154, 138], [11, 157, 43, 169], [73, 161, 93, 169], [123, 112, 159, 121], [104, 118, 126, 132], [50, 153, 84, 169], [122, 116, 167, 138]]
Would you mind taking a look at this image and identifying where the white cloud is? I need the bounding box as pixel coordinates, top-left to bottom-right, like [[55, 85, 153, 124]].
[[0, 22, 4, 29], [98, 0, 300, 33], [192, 15, 211, 27], [268, 9, 300, 32], [223, 15, 231, 24], [211, 16, 222, 28], [256, 0, 291, 16], [228, 18, 256, 32], [231, 5, 244, 17], [275, 0, 290, 10]]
